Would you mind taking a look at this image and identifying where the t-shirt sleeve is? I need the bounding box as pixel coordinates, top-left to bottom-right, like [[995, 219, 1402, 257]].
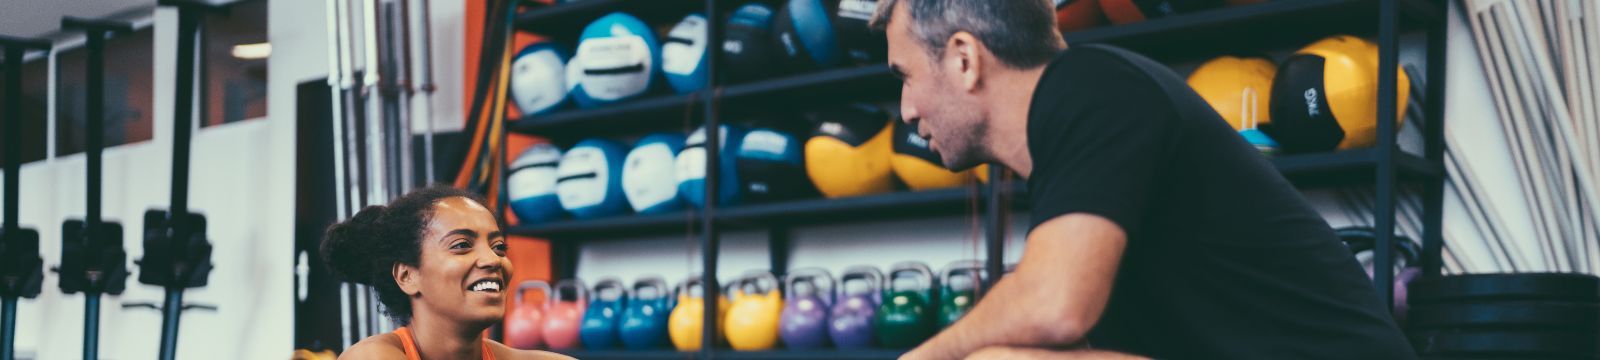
[[1027, 53, 1178, 236]]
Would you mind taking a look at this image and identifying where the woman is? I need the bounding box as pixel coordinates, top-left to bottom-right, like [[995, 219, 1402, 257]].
[[322, 186, 573, 360]]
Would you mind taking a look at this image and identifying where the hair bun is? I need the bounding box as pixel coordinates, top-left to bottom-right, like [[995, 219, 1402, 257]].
[[320, 205, 389, 285]]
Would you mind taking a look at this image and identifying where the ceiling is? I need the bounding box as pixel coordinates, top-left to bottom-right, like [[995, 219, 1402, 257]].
[[2, 0, 158, 38]]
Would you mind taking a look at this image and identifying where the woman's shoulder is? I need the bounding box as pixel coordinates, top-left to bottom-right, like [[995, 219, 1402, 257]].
[[338, 333, 409, 359], [486, 340, 577, 360]]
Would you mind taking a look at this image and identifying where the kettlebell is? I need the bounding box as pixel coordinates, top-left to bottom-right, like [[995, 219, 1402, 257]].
[[541, 279, 588, 350], [780, 267, 835, 349], [580, 278, 630, 349], [829, 266, 883, 349], [939, 260, 984, 328], [668, 275, 728, 351], [506, 280, 552, 349], [725, 271, 784, 350], [876, 261, 937, 348], [620, 277, 674, 349]]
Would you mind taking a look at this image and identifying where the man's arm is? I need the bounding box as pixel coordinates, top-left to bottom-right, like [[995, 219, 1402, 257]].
[[964, 346, 1150, 360], [901, 213, 1126, 360]]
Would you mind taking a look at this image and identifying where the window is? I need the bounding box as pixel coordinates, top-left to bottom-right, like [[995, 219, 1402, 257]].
[[55, 27, 156, 156], [202, 0, 268, 126], [0, 58, 50, 164]]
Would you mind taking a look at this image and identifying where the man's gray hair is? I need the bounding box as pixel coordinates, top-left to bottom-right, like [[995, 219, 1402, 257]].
[[869, 0, 1063, 69]]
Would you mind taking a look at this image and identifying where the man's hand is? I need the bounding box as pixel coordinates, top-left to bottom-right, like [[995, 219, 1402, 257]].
[[960, 346, 1151, 360], [899, 213, 1128, 360]]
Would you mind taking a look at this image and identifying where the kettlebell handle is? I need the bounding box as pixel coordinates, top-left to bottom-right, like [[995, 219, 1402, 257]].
[[739, 271, 780, 296], [783, 267, 836, 305], [632, 277, 669, 300], [940, 260, 985, 292], [592, 277, 631, 303], [553, 279, 588, 305], [839, 266, 884, 296], [517, 280, 553, 308], [888, 261, 935, 293]]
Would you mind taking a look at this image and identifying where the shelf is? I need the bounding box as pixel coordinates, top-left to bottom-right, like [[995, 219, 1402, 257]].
[[1066, 0, 1438, 62], [515, 0, 702, 40], [1271, 148, 1441, 187], [509, 93, 704, 140], [511, 210, 699, 240], [548, 349, 906, 360], [718, 65, 901, 111], [717, 185, 991, 229]]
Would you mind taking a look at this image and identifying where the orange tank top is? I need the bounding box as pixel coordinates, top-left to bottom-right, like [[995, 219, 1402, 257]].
[[393, 327, 497, 360]]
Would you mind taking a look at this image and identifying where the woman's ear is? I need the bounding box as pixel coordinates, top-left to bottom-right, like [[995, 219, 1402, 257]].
[[394, 263, 421, 296]]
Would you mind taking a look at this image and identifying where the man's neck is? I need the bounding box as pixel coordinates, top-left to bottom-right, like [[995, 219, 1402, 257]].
[[984, 65, 1050, 179], [409, 309, 486, 360]]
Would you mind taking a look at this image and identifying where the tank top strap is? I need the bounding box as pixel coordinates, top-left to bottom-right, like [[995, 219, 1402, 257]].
[[392, 327, 424, 360]]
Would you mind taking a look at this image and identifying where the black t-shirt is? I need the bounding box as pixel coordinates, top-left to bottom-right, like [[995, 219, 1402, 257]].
[[1025, 45, 1415, 359]]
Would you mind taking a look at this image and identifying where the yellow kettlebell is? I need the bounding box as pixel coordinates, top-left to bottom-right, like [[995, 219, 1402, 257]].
[[724, 271, 784, 351], [668, 275, 729, 351]]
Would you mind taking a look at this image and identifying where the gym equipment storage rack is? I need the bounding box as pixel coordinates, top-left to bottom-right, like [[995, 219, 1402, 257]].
[[505, 0, 1448, 358]]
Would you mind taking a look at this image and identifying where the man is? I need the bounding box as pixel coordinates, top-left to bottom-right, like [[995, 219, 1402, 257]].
[[871, 1, 1416, 359]]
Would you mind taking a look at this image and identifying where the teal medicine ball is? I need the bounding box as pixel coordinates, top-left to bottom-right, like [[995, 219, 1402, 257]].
[[623, 134, 688, 214], [569, 12, 661, 108], [772, 0, 843, 72], [735, 127, 810, 203], [676, 125, 747, 208], [661, 13, 710, 94], [557, 139, 630, 219], [508, 143, 566, 223]]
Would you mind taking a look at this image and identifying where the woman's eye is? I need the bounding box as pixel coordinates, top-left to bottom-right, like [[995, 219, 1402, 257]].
[[451, 241, 470, 250], [493, 243, 508, 252]]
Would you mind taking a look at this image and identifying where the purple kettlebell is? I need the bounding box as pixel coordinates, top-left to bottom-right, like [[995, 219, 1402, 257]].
[[780, 268, 835, 349], [1393, 266, 1420, 325], [829, 266, 884, 349]]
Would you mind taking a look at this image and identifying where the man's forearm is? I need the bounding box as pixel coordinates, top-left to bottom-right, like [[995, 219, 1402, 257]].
[[905, 270, 1088, 360]]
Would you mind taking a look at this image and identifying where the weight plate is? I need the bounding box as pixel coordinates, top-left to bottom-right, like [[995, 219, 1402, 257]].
[[1409, 329, 1600, 358], [1409, 302, 1600, 332], [1410, 273, 1600, 305]]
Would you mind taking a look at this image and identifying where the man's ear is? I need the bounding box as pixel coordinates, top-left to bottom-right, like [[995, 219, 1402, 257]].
[[946, 31, 983, 92], [394, 263, 421, 296]]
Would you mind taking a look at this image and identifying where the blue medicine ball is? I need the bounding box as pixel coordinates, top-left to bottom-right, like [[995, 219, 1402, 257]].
[[508, 143, 566, 223], [661, 13, 710, 94], [676, 125, 747, 208], [569, 12, 660, 108], [557, 139, 631, 219], [772, 0, 842, 72], [623, 134, 688, 214], [735, 127, 810, 203], [722, 4, 781, 82], [510, 42, 571, 117]]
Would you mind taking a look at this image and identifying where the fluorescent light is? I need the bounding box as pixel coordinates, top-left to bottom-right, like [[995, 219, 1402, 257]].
[[231, 43, 271, 60]]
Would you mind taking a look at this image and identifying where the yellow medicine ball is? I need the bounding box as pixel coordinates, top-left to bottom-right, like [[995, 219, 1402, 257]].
[[890, 120, 975, 191], [1266, 35, 1409, 152], [805, 105, 896, 198], [1187, 55, 1277, 131]]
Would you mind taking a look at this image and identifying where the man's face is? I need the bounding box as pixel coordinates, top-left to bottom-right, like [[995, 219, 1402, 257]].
[[886, 2, 989, 171]]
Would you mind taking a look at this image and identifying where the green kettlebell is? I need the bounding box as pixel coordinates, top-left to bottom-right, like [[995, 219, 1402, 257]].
[[874, 261, 937, 348], [938, 260, 984, 328]]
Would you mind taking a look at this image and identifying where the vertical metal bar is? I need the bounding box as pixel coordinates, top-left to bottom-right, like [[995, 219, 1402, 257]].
[[394, 0, 415, 192], [985, 166, 1004, 287], [3, 47, 22, 239], [86, 32, 104, 229], [1372, 0, 1400, 309], [84, 294, 99, 360], [769, 228, 789, 278], [1422, 5, 1448, 278], [415, 0, 436, 183], [2, 297, 15, 360], [158, 288, 184, 360], [170, 9, 198, 234], [700, 0, 720, 355]]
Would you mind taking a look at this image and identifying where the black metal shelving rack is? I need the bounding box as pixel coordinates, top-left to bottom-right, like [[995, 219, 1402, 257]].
[[505, 0, 1448, 358]]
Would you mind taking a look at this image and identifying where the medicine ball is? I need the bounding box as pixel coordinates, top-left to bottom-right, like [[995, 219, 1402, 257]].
[[891, 121, 972, 191], [1264, 35, 1409, 153], [624, 134, 687, 214], [833, 0, 886, 64], [805, 104, 896, 198], [1055, 0, 1107, 32], [510, 42, 570, 117], [508, 143, 566, 223], [1098, 0, 1224, 25], [569, 12, 660, 108], [557, 139, 631, 219], [773, 0, 843, 72], [723, 3, 781, 82], [736, 127, 810, 203], [677, 125, 748, 208], [662, 13, 710, 94], [1187, 56, 1281, 155]]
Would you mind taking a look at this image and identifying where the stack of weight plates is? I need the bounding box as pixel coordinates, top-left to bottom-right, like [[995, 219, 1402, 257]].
[[1407, 273, 1600, 360]]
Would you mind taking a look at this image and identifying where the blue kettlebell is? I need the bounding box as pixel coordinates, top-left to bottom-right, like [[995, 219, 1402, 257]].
[[619, 277, 674, 349], [580, 278, 630, 349]]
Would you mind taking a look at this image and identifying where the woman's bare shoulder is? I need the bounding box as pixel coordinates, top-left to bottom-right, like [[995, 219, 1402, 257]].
[[338, 333, 408, 359], [487, 340, 578, 360]]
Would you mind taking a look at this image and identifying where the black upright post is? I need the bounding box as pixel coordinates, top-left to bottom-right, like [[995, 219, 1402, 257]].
[[1372, 0, 1400, 309], [700, 0, 720, 355], [60, 17, 135, 360], [0, 35, 50, 360], [158, 10, 201, 359], [1420, 4, 1448, 279]]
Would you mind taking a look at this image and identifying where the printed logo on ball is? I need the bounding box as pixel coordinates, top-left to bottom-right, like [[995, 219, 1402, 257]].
[[741, 130, 790, 157], [508, 146, 563, 200], [837, 0, 876, 20], [663, 16, 707, 76], [574, 36, 652, 101], [556, 147, 610, 209]]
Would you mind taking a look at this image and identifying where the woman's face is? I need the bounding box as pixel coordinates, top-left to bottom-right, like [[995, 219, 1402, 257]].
[[408, 197, 514, 326]]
